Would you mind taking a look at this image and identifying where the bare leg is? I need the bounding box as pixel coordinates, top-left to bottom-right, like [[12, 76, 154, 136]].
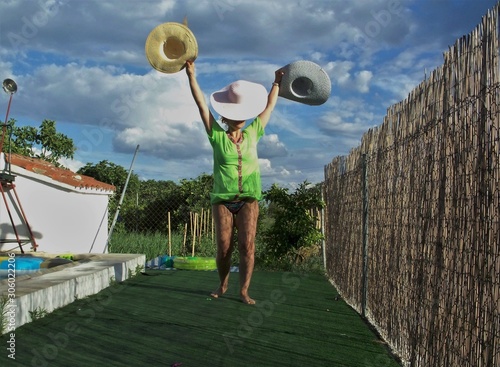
[[211, 203, 234, 298], [235, 200, 259, 304]]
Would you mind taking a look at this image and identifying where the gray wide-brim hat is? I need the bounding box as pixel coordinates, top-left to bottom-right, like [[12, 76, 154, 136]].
[[145, 22, 198, 74], [278, 60, 331, 105]]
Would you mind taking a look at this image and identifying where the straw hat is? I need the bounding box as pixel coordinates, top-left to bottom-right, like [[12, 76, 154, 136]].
[[145, 22, 198, 73], [278, 60, 331, 105], [210, 80, 268, 121]]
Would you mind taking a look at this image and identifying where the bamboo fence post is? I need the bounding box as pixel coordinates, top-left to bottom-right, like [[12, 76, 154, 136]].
[[167, 211, 171, 257], [196, 209, 203, 237], [199, 208, 204, 245], [211, 210, 214, 245], [205, 208, 210, 238], [190, 212, 193, 235], [202, 208, 206, 236], [183, 223, 187, 255], [198, 210, 202, 248], [192, 212, 198, 257], [207, 209, 210, 235]]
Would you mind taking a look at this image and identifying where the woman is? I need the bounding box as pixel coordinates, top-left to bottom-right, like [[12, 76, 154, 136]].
[[185, 60, 283, 304]]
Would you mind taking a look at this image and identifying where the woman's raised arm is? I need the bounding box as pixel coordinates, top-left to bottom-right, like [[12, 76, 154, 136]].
[[185, 60, 215, 134]]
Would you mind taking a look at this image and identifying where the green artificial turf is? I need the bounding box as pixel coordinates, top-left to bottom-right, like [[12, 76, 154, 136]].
[[2, 270, 401, 366]]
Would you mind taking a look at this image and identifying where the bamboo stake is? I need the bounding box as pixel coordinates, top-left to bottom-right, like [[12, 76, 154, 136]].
[[198, 208, 204, 243], [190, 212, 193, 235], [183, 223, 188, 255], [211, 209, 214, 245], [192, 212, 198, 257], [206, 209, 209, 236], [201, 208, 205, 236], [198, 209, 203, 245], [167, 212, 171, 257], [206, 208, 210, 237]]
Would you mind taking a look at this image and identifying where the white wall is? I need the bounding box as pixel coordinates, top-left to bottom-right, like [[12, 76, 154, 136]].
[[0, 156, 113, 254]]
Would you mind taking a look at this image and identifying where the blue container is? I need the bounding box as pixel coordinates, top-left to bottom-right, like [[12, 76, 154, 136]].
[[161, 255, 175, 268], [0, 256, 45, 270]]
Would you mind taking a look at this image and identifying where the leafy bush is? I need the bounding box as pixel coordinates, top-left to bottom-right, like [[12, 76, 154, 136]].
[[259, 181, 324, 268], [106, 177, 325, 273]]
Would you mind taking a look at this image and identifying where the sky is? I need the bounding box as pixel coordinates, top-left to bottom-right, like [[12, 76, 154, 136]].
[[0, 0, 498, 190]]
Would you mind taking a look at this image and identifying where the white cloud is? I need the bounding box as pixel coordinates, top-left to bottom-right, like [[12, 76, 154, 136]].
[[323, 61, 372, 93], [354, 70, 373, 93], [1, 0, 497, 187], [325, 61, 354, 86], [259, 134, 288, 159]]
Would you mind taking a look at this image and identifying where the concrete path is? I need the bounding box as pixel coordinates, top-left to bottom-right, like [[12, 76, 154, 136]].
[[0, 253, 145, 330]]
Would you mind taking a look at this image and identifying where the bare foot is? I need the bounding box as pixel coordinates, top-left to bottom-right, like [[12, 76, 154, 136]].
[[210, 285, 227, 299], [240, 294, 256, 305]]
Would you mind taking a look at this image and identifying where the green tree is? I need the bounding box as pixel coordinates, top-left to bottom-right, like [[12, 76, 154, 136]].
[[77, 160, 139, 193], [6, 119, 76, 166], [77, 160, 140, 229], [262, 181, 324, 264], [131, 179, 182, 233], [173, 173, 213, 232], [178, 173, 213, 211]]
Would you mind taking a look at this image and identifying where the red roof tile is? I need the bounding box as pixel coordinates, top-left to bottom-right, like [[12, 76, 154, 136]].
[[4, 153, 116, 192]]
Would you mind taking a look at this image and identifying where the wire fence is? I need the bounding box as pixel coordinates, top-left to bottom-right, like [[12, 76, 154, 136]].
[[107, 178, 321, 262], [323, 4, 500, 367]]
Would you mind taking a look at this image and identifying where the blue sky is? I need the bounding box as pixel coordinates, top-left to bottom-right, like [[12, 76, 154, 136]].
[[0, 0, 498, 190]]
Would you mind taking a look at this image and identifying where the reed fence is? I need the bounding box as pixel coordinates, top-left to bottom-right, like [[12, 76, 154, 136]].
[[323, 4, 500, 367]]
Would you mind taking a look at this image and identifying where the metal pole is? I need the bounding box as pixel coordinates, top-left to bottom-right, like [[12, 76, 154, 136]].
[[103, 144, 140, 253], [88, 206, 108, 253], [0, 94, 13, 154], [1, 79, 18, 155], [0, 183, 24, 253]]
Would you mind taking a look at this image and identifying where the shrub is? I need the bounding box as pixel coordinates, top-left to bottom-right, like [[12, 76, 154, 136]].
[[260, 181, 324, 268]]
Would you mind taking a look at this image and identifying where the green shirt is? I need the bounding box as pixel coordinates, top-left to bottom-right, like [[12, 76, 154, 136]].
[[208, 117, 264, 204]]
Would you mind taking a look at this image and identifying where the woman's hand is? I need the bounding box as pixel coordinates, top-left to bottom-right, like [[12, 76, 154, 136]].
[[274, 68, 285, 85], [185, 60, 195, 77]]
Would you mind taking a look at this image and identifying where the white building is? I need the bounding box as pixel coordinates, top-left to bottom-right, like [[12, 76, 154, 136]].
[[0, 153, 115, 254]]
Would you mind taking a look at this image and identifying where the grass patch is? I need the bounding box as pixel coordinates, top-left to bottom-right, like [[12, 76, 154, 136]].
[[108, 230, 324, 274], [108, 230, 216, 261], [28, 307, 48, 321]]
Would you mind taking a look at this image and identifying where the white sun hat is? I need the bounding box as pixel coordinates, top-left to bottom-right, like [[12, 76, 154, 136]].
[[210, 80, 268, 121], [145, 21, 198, 74]]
